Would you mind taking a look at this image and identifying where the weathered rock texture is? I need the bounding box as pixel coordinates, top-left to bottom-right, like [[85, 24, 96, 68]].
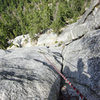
[[61, 0, 100, 100], [0, 47, 62, 100], [58, 0, 100, 45], [7, 34, 36, 50], [1, 0, 100, 100], [37, 29, 58, 47], [62, 30, 100, 100]]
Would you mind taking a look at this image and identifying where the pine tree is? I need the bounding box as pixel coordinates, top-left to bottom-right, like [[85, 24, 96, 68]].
[[0, 0, 91, 49]]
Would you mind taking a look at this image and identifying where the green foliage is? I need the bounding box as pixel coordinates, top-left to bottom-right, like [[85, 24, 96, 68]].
[[0, 0, 91, 49]]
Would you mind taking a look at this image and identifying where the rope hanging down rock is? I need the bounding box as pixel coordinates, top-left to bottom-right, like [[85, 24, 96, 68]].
[[43, 54, 87, 100]]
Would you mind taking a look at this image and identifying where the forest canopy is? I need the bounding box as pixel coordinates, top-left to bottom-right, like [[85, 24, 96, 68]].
[[0, 0, 91, 49]]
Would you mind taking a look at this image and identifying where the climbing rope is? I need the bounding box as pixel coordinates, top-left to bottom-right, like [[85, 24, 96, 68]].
[[43, 54, 87, 100]]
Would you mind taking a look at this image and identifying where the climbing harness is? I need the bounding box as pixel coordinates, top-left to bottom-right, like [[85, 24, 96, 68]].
[[43, 54, 87, 100]]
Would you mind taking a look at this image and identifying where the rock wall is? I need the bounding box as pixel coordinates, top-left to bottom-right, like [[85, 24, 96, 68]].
[[57, 0, 100, 45], [1, 0, 100, 100], [61, 0, 100, 100], [62, 30, 100, 100], [0, 47, 62, 100]]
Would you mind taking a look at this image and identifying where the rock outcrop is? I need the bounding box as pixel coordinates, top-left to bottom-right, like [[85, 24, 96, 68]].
[[1, 0, 100, 100], [7, 34, 36, 49], [62, 30, 100, 100], [61, 0, 100, 100], [37, 29, 58, 47], [0, 47, 62, 100], [7, 30, 59, 49], [57, 0, 100, 45]]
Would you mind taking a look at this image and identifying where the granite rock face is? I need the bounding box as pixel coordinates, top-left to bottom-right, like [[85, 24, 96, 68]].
[[0, 0, 100, 100], [37, 30, 58, 47], [62, 30, 100, 100], [57, 0, 100, 44], [0, 47, 62, 100], [7, 34, 36, 50], [60, 1, 100, 100]]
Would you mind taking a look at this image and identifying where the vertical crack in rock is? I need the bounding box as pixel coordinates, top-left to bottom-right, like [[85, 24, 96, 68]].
[[57, 47, 67, 100]]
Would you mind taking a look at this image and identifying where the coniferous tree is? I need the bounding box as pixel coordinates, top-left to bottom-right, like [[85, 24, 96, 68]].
[[0, 0, 91, 49]]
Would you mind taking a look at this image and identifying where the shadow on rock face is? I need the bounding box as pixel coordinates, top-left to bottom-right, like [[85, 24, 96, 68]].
[[87, 57, 100, 95], [63, 31, 100, 100], [34, 58, 59, 74], [0, 70, 38, 85], [63, 57, 100, 100], [34, 58, 61, 100]]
